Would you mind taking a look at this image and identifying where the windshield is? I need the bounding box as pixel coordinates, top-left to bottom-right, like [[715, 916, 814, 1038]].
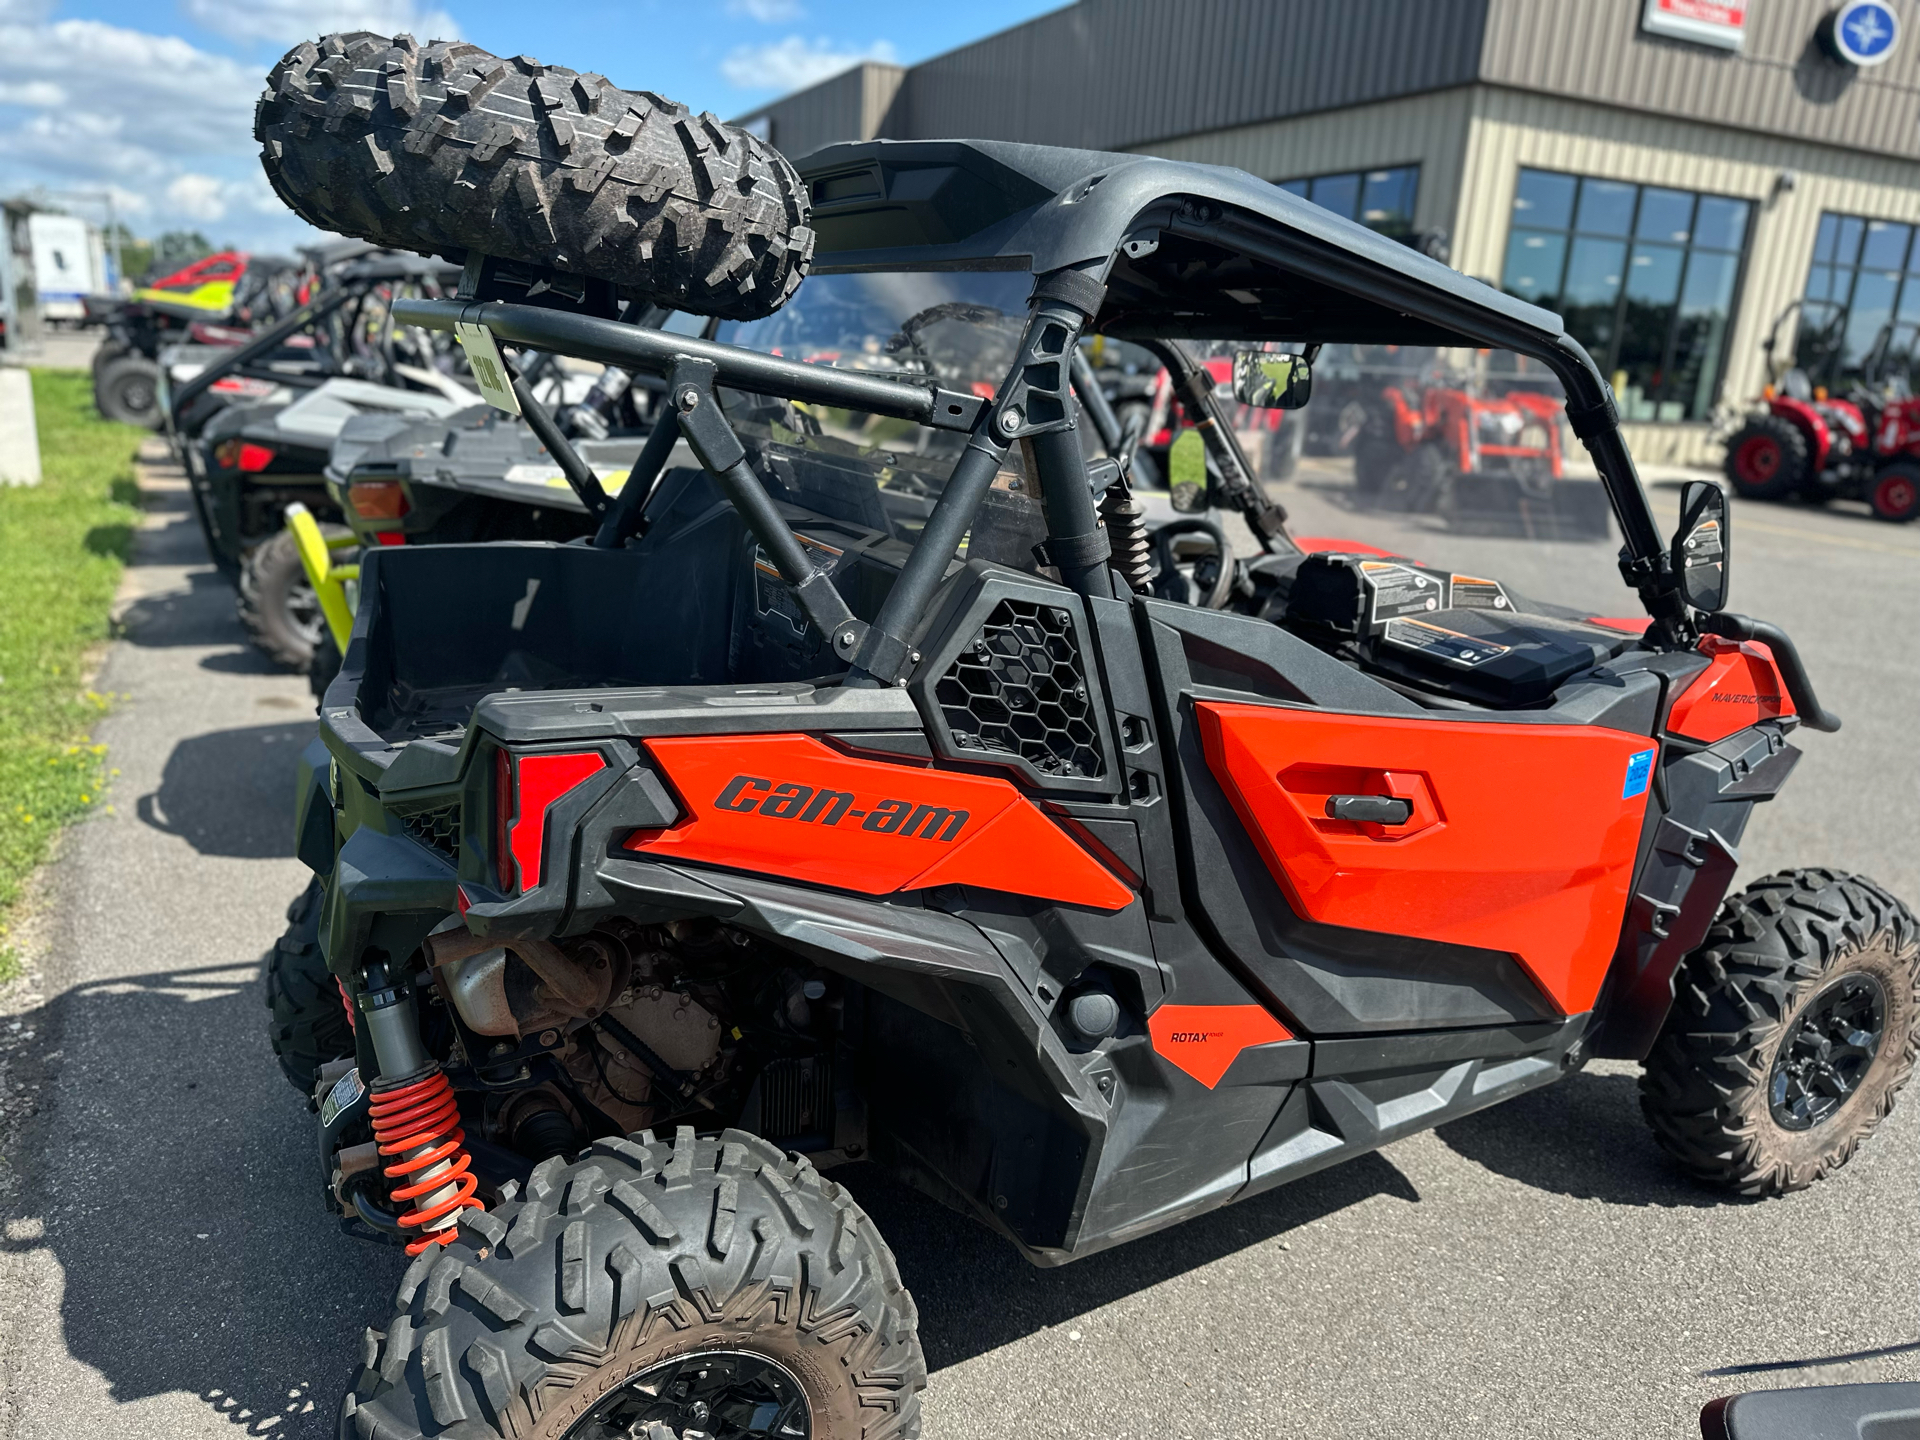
[[712, 270, 1047, 567]]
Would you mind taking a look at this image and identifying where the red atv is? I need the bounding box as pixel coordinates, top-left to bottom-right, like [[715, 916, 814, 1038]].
[[1723, 306, 1920, 523]]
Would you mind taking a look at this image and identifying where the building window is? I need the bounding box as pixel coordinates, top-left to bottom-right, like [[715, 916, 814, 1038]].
[[1500, 167, 1750, 422], [1277, 166, 1419, 240], [1796, 212, 1920, 389]]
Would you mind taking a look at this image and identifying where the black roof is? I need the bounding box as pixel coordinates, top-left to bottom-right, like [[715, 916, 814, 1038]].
[[797, 139, 1570, 350]]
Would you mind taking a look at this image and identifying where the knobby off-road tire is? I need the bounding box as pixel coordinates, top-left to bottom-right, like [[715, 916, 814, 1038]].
[[341, 1128, 925, 1440], [265, 878, 353, 1098], [240, 527, 335, 669], [310, 626, 344, 706], [1640, 869, 1919, 1196], [1722, 415, 1809, 501], [95, 354, 162, 427], [257, 33, 812, 321]]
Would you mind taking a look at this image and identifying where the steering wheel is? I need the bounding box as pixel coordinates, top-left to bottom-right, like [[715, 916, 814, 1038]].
[[883, 302, 1008, 379], [1152, 518, 1238, 609]]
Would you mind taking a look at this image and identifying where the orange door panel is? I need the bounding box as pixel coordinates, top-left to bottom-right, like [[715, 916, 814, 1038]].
[[626, 733, 1133, 910], [1195, 703, 1655, 1015]]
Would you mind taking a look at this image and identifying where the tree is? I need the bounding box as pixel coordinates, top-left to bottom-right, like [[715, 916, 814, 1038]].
[[146, 230, 214, 280]]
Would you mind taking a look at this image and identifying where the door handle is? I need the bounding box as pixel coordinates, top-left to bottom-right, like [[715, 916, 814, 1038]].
[[1326, 794, 1413, 824]]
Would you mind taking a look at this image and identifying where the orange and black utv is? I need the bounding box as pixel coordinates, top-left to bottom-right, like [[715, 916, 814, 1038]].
[[253, 34, 1916, 1440]]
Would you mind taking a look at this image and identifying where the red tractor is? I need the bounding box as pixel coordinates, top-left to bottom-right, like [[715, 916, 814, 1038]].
[[1353, 351, 1611, 539], [1723, 308, 1920, 523]]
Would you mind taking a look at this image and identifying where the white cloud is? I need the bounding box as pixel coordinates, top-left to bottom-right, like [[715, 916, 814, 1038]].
[[725, 0, 804, 20], [0, 16, 313, 247], [0, 80, 65, 106], [178, 0, 459, 47], [165, 172, 228, 221], [721, 35, 896, 92]]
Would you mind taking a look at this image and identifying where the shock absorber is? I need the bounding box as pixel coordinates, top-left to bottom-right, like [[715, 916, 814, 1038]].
[[357, 958, 483, 1254], [1100, 479, 1154, 593]]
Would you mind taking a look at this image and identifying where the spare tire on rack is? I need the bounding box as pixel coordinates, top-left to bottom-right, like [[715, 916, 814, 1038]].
[[255, 32, 813, 320]]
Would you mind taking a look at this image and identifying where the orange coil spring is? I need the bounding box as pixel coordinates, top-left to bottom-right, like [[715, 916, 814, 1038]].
[[368, 1068, 484, 1255]]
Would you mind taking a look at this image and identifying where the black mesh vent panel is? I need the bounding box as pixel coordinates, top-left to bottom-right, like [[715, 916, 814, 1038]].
[[400, 803, 460, 861], [935, 598, 1105, 778]]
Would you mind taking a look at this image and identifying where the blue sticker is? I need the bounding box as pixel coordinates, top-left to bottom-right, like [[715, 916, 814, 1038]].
[[1622, 749, 1655, 799]]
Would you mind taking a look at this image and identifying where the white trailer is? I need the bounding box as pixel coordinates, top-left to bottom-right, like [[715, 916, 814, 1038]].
[[27, 212, 96, 321]]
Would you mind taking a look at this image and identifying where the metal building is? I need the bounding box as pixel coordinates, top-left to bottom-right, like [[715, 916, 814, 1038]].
[[739, 0, 1920, 465]]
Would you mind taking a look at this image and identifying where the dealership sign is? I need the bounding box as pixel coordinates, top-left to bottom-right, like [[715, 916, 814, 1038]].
[[1641, 0, 1748, 50], [1827, 1, 1902, 65]]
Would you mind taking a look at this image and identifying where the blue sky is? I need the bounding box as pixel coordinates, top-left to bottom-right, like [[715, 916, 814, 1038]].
[[0, 0, 1062, 253]]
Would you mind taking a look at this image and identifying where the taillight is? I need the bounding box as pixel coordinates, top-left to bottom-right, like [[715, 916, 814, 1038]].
[[214, 439, 276, 473], [494, 749, 607, 894], [349, 480, 410, 520], [209, 376, 275, 398]]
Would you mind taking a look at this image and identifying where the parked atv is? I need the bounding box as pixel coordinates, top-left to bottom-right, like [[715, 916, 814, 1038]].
[[89, 251, 303, 426], [256, 34, 1916, 1440], [164, 249, 474, 668]]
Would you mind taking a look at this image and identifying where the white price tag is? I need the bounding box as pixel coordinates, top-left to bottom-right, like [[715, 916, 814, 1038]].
[[454, 321, 521, 415]]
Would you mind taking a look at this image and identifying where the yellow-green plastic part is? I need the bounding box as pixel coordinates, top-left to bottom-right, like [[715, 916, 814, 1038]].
[[285, 502, 360, 653], [1168, 427, 1208, 512]]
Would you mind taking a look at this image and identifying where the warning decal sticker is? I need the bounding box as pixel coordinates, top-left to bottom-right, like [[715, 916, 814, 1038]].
[[1359, 561, 1446, 623], [1382, 617, 1512, 667], [1447, 573, 1513, 611]]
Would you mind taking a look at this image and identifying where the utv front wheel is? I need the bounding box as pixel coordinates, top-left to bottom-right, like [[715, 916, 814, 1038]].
[[1640, 869, 1919, 1196], [95, 355, 162, 427], [340, 1128, 925, 1440]]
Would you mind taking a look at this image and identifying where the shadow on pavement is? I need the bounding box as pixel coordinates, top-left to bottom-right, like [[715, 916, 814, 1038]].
[[840, 1147, 1419, 1373], [136, 723, 312, 859], [1, 960, 406, 1438], [1, 955, 1423, 1427], [199, 648, 299, 677], [1433, 1067, 1730, 1209], [115, 570, 247, 651]]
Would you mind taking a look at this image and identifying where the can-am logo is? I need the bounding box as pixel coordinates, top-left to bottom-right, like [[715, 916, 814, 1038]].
[[713, 774, 970, 841]]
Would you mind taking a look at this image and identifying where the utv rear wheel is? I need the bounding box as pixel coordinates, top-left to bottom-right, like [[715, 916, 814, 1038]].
[[1868, 463, 1920, 523], [265, 878, 352, 1097], [1639, 869, 1919, 1196], [339, 1128, 925, 1440], [310, 626, 343, 705], [95, 355, 162, 427], [240, 527, 338, 669], [1722, 416, 1809, 501]]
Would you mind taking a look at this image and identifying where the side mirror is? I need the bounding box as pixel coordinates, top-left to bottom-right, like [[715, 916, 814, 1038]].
[[1233, 350, 1312, 409], [1167, 428, 1208, 512], [1673, 480, 1729, 613]]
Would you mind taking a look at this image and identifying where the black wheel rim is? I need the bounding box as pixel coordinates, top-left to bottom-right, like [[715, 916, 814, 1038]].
[[286, 578, 324, 647], [561, 1349, 809, 1439], [1769, 974, 1886, 1131]]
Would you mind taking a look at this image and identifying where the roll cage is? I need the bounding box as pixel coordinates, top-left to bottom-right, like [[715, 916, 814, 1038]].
[[392, 138, 1693, 687]]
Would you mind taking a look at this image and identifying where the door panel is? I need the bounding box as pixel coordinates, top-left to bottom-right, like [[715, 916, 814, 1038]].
[[1196, 702, 1654, 1015]]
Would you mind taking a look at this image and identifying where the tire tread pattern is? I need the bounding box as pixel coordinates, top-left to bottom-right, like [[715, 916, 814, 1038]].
[[1639, 868, 1919, 1195], [257, 33, 812, 320], [341, 1128, 925, 1440], [264, 878, 353, 1097]]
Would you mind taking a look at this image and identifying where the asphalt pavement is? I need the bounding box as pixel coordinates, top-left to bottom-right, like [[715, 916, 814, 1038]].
[[0, 445, 1914, 1440]]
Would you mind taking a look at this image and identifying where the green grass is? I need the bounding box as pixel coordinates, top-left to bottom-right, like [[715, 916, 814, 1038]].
[[0, 369, 142, 981]]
